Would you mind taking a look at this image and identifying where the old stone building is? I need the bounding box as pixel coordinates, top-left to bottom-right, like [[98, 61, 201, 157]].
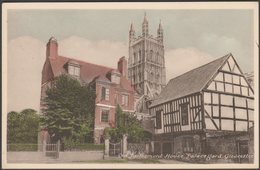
[[39, 37, 135, 144], [128, 14, 166, 113]]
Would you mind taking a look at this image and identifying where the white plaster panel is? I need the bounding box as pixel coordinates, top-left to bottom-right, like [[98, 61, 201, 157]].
[[236, 121, 247, 131], [221, 119, 234, 131]]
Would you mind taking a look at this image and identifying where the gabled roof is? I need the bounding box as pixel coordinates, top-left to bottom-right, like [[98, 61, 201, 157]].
[[47, 56, 134, 92], [150, 53, 232, 107]]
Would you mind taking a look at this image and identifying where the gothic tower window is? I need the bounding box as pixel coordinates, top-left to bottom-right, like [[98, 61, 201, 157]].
[[156, 52, 159, 63], [150, 50, 153, 62], [138, 50, 142, 62], [151, 72, 154, 82], [139, 72, 142, 81], [156, 73, 160, 82], [134, 52, 137, 63]]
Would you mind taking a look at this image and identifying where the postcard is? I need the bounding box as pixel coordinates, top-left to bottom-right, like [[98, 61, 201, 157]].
[[2, 2, 259, 169]]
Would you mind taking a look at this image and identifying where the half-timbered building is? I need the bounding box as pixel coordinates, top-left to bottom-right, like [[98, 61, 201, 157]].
[[149, 53, 254, 160]]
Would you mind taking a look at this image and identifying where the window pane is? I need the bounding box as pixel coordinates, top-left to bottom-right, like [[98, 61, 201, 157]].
[[101, 87, 106, 100], [101, 110, 109, 122], [105, 88, 110, 100], [156, 110, 162, 129], [68, 66, 74, 75], [75, 67, 80, 76], [182, 137, 194, 153], [122, 95, 129, 106], [181, 104, 189, 125]]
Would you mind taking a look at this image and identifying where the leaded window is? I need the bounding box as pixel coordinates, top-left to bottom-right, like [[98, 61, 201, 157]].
[[180, 103, 189, 125], [101, 109, 109, 122]]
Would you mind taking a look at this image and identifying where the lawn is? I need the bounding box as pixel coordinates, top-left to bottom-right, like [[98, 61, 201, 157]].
[[74, 158, 161, 164]]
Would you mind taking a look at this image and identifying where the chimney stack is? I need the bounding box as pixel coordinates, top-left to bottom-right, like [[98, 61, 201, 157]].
[[46, 36, 58, 59], [118, 56, 128, 78]]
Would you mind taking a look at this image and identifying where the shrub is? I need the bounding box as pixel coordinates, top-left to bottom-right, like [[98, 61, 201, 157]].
[[7, 143, 38, 151]]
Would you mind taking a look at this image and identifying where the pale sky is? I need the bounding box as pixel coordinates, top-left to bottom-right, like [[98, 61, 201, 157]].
[[6, 7, 256, 113]]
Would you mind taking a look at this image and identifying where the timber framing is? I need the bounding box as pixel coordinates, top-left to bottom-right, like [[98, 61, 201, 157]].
[[150, 53, 254, 136]]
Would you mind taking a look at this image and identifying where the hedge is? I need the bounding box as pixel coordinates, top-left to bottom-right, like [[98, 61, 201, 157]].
[[7, 143, 38, 151], [64, 143, 104, 151]]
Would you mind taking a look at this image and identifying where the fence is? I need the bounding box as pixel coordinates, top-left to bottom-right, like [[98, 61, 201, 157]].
[[44, 141, 60, 158], [127, 143, 147, 154], [109, 141, 122, 156]]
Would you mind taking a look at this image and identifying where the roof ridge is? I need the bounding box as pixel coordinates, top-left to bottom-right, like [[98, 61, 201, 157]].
[[168, 53, 231, 83], [58, 55, 115, 70]]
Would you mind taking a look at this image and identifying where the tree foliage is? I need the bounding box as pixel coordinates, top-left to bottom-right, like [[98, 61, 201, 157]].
[[104, 105, 150, 143], [7, 109, 40, 143], [40, 74, 96, 143]]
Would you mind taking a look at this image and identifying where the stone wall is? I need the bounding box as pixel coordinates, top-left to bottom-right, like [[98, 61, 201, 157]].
[[153, 133, 203, 155]]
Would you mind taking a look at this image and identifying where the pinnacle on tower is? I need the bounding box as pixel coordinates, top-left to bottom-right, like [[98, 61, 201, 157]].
[[130, 22, 135, 31], [129, 22, 136, 43], [157, 19, 163, 43], [143, 12, 148, 24], [158, 19, 162, 30], [142, 12, 149, 37]]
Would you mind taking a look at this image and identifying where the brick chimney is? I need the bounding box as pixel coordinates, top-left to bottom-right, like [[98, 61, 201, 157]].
[[46, 36, 58, 59], [117, 56, 128, 78]]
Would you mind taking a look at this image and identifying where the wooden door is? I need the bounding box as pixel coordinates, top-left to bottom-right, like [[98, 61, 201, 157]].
[[237, 140, 249, 163]]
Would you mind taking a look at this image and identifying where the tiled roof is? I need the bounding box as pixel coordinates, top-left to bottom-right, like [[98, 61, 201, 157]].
[[48, 56, 134, 92], [150, 53, 231, 107]]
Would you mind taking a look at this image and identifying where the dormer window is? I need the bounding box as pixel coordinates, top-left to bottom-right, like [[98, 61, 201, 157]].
[[110, 70, 121, 84], [67, 60, 80, 77]]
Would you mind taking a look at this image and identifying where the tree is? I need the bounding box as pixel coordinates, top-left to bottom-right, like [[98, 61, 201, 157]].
[[40, 74, 96, 143], [104, 105, 148, 143], [7, 109, 40, 143]]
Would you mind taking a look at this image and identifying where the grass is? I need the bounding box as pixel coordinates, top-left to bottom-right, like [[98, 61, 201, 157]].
[[74, 158, 161, 164], [130, 158, 161, 164], [74, 159, 128, 163]]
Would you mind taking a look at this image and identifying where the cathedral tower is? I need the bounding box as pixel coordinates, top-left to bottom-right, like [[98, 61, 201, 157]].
[[128, 14, 166, 99]]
